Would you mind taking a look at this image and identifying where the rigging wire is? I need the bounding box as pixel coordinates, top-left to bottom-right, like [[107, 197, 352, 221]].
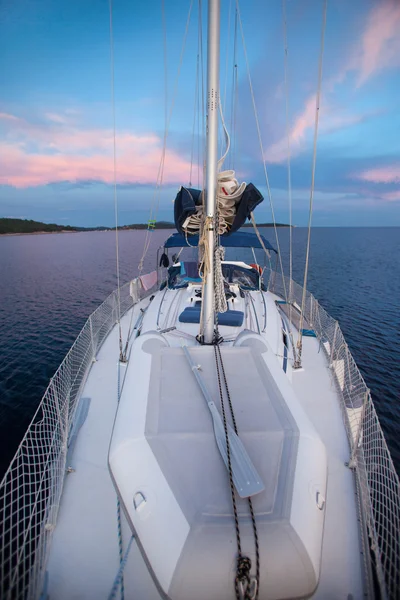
[[222, 0, 233, 115], [199, 0, 206, 191], [235, 1, 289, 306], [230, 8, 238, 171], [282, 0, 293, 312], [190, 0, 204, 190], [197, 0, 203, 190], [189, 49, 200, 187], [280, 0, 299, 364], [138, 0, 194, 274], [220, 0, 233, 163], [108, 0, 123, 360], [296, 0, 327, 366], [162, 0, 168, 138]]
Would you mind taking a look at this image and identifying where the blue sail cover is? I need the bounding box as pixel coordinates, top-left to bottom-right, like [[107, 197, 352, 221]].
[[174, 184, 264, 236], [163, 231, 277, 252]]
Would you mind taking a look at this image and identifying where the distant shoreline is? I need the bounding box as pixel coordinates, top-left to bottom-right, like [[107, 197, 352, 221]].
[[0, 217, 292, 236], [0, 230, 106, 237]]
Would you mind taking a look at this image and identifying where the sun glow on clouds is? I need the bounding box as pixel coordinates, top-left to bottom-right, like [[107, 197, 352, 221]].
[[354, 165, 400, 202], [264, 1, 400, 167], [356, 165, 400, 185], [0, 111, 191, 188], [263, 95, 365, 165], [356, 1, 400, 86]]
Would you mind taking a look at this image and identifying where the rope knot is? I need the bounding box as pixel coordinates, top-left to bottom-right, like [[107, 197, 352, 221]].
[[236, 555, 252, 582], [236, 556, 257, 600]]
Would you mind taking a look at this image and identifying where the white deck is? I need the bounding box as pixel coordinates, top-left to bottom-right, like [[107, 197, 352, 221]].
[[47, 285, 365, 599]]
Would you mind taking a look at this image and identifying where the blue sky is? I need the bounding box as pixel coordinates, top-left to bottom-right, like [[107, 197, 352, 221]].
[[0, 0, 399, 227]]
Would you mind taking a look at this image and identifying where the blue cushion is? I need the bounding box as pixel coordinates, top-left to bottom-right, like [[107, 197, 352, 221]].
[[178, 307, 244, 327]]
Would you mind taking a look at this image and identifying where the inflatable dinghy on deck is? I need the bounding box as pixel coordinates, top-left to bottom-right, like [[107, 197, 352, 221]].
[[109, 332, 328, 599]]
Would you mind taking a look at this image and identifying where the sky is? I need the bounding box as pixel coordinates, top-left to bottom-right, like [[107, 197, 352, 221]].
[[0, 0, 399, 227]]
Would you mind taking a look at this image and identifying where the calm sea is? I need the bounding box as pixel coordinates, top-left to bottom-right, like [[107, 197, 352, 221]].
[[0, 227, 399, 477]]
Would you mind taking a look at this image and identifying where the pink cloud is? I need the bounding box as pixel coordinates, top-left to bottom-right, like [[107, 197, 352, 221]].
[[380, 190, 400, 201], [356, 1, 400, 86], [0, 112, 21, 122], [44, 112, 69, 124], [0, 111, 192, 188], [264, 94, 365, 164], [355, 164, 400, 184], [264, 95, 316, 164], [351, 165, 400, 202], [263, 1, 400, 166]]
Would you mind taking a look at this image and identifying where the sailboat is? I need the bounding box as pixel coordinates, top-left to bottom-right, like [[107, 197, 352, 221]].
[[1, 1, 399, 599]]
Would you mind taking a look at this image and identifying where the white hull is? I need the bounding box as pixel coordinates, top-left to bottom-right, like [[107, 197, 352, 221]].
[[1, 266, 398, 600], [47, 280, 364, 599]]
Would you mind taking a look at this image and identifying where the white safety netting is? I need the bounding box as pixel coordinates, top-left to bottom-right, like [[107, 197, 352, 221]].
[[270, 271, 400, 600], [1, 272, 398, 600], [0, 279, 156, 600]]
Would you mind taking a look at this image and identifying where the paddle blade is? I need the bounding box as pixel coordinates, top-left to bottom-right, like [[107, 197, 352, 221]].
[[182, 345, 264, 498], [209, 402, 265, 498]]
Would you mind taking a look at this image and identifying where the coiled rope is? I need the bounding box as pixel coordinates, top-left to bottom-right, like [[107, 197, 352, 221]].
[[182, 169, 246, 236]]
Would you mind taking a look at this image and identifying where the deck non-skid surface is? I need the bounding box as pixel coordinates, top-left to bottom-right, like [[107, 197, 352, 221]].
[[47, 307, 160, 600], [47, 298, 364, 599], [292, 334, 364, 599]]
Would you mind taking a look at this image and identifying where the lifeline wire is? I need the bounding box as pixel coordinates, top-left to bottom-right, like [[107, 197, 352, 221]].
[[109, 0, 123, 360], [235, 1, 289, 307], [297, 0, 327, 365]]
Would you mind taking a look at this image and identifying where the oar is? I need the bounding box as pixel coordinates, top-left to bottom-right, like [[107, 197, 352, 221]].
[[182, 345, 264, 498]]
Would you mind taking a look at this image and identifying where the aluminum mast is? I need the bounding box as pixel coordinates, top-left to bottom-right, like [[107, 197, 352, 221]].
[[202, 0, 220, 344]]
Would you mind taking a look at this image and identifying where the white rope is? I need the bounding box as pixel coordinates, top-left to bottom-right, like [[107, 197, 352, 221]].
[[181, 169, 245, 236], [214, 246, 228, 313], [221, 0, 233, 158], [217, 100, 230, 170], [249, 213, 272, 271], [235, 1, 289, 307], [297, 0, 327, 364], [109, 0, 123, 359]]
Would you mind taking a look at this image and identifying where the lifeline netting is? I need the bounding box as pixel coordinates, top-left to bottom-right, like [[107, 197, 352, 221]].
[[0, 274, 398, 599], [0, 279, 156, 600], [270, 271, 400, 599]]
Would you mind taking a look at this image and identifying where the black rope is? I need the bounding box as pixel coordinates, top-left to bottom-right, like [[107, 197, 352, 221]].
[[213, 344, 260, 600]]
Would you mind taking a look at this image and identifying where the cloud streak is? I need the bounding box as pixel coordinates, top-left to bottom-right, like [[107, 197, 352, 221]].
[[264, 1, 400, 165], [264, 94, 366, 165], [356, 1, 400, 86], [355, 164, 400, 184], [0, 111, 192, 188]]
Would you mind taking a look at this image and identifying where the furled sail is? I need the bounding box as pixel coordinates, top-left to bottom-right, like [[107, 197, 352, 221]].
[[174, 170, 263, 236]]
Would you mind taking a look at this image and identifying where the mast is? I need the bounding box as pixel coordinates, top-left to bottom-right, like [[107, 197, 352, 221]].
[[202, 0, 220, 344]]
